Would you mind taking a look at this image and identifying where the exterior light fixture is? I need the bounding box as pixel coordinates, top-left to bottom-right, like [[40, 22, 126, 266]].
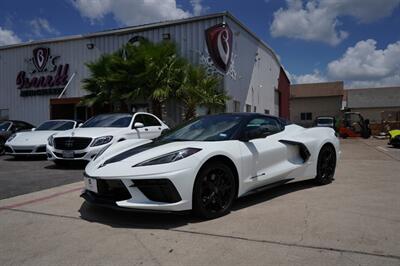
[[86, 43, 94, 49], [162, 33, 171, 40]]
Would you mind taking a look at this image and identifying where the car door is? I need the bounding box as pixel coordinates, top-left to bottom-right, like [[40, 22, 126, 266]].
[[239, 117, 290, 192], [131, 114, 153, 139], [142, 114, 164, 139]]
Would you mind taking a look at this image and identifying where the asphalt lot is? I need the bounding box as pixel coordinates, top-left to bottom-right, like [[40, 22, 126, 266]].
[[0, 156, 84, 199], [0, 138, 399, 265]]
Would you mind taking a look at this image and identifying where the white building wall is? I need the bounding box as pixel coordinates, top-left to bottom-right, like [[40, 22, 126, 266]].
[[224, 17, 280, 115], [0, 14, 281, 126]]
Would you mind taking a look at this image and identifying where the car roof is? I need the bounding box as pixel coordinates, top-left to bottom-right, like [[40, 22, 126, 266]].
[[206, 112, 280, 120]]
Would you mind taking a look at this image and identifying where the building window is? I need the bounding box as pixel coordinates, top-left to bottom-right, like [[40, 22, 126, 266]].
[[301, 112, 312, 120], [253, 106, 257, 112], [0, 109, 9, 120], [246, 104, 251, 112], [233, 101, 240, 112], [264, 109, 270, 114]]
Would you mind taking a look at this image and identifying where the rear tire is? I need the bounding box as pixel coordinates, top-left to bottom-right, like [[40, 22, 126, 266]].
[[314, 144, 336, 185], [193, 162, 237, 219]]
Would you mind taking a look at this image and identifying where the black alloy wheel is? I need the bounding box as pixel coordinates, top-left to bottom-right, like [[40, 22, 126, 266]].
[[314, 144, 336, 185], [193, 162, 236, 219]]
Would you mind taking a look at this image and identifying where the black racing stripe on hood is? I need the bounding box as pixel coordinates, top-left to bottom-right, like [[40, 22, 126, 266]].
[[102, 140, 170, 166]]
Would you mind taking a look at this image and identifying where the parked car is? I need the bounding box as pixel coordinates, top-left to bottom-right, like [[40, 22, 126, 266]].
[[4, 120, 79, 157], [82, 113, 340, 219], [315, 116, 335, 129], [46, 112, 169, 165], [0, 120, 35, 155]]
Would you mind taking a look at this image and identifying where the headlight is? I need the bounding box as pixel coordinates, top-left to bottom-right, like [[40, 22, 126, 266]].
[[93, 144, 112, 161], [91, 136, 113, 147], [7, 133, 16, 142], [48, 135, 54, 146], [133, 148, 201, 167]]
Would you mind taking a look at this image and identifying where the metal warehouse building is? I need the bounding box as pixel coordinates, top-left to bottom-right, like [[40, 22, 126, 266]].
[[0, 12, 290, 126]]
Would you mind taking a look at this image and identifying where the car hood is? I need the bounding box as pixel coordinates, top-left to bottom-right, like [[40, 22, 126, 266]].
[[85, 139, 224, 178], [53, 127, 128, 139], [8, 131, 58, 146]]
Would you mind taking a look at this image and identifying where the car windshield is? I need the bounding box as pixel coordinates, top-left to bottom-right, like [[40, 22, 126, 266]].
[[318, 118, 333, 124], [36, 121, 75, 131], [81, 114, 133, 128], [159, 115, 243, 142], [0, 122, 11, 131]]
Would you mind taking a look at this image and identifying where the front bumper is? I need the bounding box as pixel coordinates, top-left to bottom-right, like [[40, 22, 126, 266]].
[[82, 167, 195, 212], [47, 145, 106, 161], [4, 144, 47, 156]]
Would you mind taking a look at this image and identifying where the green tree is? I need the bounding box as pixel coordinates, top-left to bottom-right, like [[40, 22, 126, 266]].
[[179, 65, 229, 120], [80, 40, 228, 121]]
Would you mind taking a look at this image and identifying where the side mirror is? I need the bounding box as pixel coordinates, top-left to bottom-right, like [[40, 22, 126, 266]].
[[31, 128, 36, 131], [78, 123, 83, 128], [161, 128, 170, 135], [133, 122, 144, 129]]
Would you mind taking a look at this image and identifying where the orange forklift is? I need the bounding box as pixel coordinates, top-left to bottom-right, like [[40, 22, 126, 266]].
[[338, 112, 371, 139]]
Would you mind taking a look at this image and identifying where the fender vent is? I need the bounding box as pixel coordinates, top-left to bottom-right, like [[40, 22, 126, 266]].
[[279, 140, 311, 163]]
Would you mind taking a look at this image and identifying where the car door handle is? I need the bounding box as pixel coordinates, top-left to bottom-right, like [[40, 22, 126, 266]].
[[158, 127, 161, 130], [145, 128, 148, 131]]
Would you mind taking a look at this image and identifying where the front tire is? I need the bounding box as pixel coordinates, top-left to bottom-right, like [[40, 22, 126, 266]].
[[193, 162, 237, 219], [314, 144, 336, 185]]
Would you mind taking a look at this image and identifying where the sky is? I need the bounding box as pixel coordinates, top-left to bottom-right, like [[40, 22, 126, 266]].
[[0, 0, 399, 88]]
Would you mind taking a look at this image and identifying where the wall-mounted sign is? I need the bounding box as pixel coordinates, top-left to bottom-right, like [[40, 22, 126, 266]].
[[205, 23, 233, 72], [16, 47, 69, 97]]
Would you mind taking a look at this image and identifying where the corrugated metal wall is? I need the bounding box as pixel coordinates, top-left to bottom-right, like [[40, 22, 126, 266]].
[[0, 15, 282, 125]]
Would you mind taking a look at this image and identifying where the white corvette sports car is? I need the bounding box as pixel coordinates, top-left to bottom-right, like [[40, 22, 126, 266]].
[[5, 120, 79, 157], [82, 113, 339, 218]]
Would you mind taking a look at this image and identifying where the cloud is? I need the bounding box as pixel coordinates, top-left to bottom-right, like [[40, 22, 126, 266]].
[[0, 26, 21, 46], [29, 18, 59, 37], [270, 0, 400, 45], [292, 69, 327, 84], [71, 0, 195, 25], [190, 0, 207, 16], [292, 39, 400, 88], [327, 39, 400, 87]]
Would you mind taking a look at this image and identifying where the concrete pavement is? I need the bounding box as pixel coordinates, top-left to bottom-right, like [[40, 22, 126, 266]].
[[0, 139, 399, 265]]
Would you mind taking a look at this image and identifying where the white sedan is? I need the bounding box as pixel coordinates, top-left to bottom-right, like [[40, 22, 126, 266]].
[[5, 120, 79, 157], [47, 112, 168, 164], [82, 113, 340, 219]]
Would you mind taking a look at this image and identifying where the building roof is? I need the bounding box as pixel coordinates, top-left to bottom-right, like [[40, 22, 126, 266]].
[[346, 86, 400, 108], [0, 11, 281, 66], [290, 81, 344, 98]]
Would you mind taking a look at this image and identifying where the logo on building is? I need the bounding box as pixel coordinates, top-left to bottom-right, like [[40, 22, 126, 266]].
[[205, 23, 233, 72], [16, 47, 69, 97], [32, 47, 50, 72]]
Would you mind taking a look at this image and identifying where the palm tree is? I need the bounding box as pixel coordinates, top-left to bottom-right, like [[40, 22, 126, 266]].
[[80, 41, 228, 121], [179, 65, 229, 120]]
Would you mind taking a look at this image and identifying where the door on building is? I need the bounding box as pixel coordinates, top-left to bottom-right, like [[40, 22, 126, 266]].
[[50, 98, 88, 122]]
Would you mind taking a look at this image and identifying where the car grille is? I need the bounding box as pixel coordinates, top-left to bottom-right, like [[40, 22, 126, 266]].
[[133, 179, 182, 203], [15, 149, 33, 153], [12, 146, 35, 153], [96, 179, 131, 201], [54, 137, 92, 150], [53, 152, 87, 158], [35, 145, 46, 153]]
